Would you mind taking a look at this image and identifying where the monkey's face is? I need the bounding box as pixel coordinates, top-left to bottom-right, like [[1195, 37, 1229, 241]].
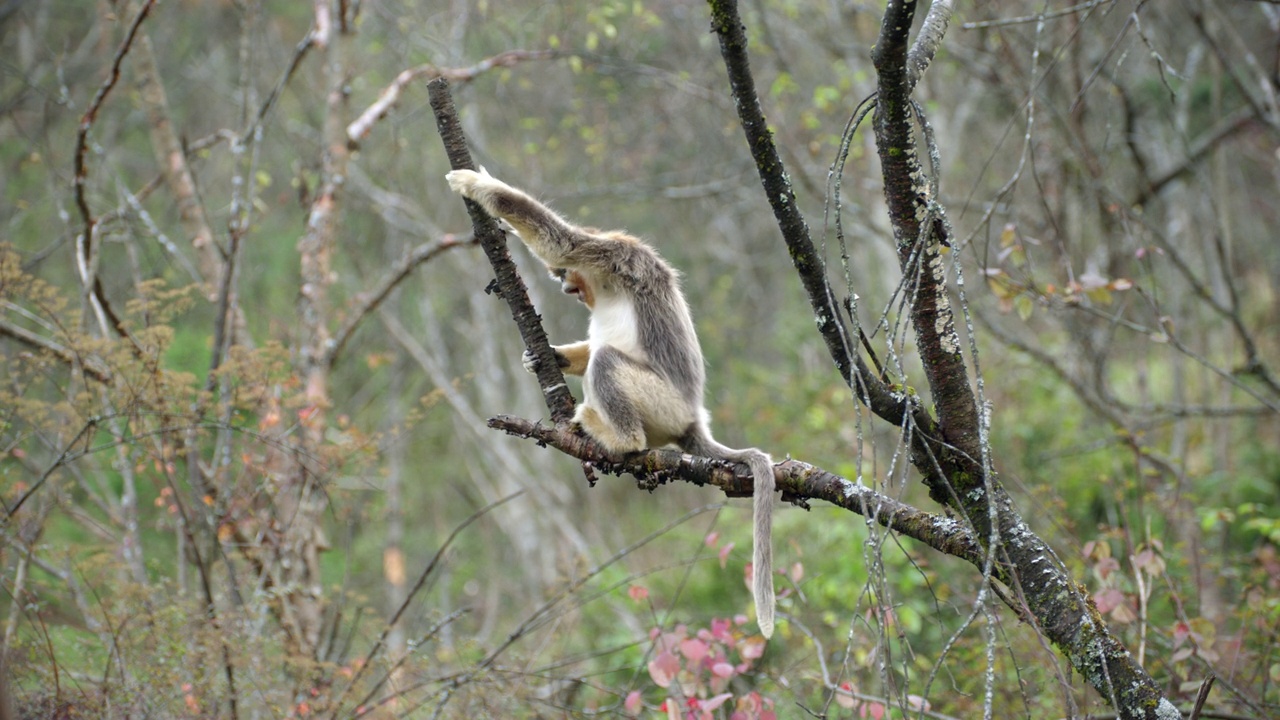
[[548, 267, 594, 308]]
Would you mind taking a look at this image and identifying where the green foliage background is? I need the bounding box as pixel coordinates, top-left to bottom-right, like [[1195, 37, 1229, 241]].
[[1, 0, 1277, 717]]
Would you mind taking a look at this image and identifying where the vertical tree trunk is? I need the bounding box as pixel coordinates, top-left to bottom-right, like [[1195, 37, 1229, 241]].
[[276, 1, 351, 659]]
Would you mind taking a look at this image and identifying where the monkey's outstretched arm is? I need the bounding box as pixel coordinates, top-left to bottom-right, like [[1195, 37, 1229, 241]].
[[447, 169, 609, 273]]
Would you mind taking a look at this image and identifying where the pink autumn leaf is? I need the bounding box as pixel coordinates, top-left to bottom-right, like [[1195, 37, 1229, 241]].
[[1172, 621, 1190, 648], [1110, 599, 1138, 624], [648, 650, 680, 688], [624, 690, 643, 714], [656, 630, 685, 654], [711, 618, 732, 641], [1094, 556, 1120, 580], [718, 541, 735, 568], [711, 662, 736, 679], [836, 682, 857, 709], [737, 691, 763, 713], [705, 531, 720, 547], [628, 585, 649, 602], [1196, 646, 1221, 663], [861, 701, 886, 720], [739, 636, 766, 660], [733, 614, 748, 626], [702, 693, 734, 712], [680, 638, 709, 663], [1094, 587, 1125, 614], [789, 562, 804, 583]]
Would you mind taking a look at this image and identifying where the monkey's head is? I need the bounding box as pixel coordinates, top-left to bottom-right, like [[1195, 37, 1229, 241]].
[[548, 267, 595, 308]]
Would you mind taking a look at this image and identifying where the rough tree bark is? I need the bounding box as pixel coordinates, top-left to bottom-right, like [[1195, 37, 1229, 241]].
[[433, 1, 1184, 717], [709, 0, 1181, 717]]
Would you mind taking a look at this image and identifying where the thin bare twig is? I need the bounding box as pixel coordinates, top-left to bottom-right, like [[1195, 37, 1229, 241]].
[[347, 50, 556, 146], [72, 0, 157, 349], [328, 491, 524, 719], [961, 0, 1115, 30], [241, 28, 317, 145], [0, 318, 113, 385], [325, 233, 477, 367]]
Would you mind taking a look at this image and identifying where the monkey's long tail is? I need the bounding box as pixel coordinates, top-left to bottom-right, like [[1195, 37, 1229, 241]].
[[684, 432, 776, 638]]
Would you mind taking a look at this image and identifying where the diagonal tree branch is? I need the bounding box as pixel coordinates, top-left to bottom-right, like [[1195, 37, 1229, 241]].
[[872, 0, 981, 475], [72, 0, 157, 353], [325, 233, 478, 368], [427, 78, 576, 424], [1131, 105, 1256, 207], [0, 317, 112, 385], [347, 50, 556, 147], [710, 0, 1181, 717], [906, 0, 954, 91], [705, 0, 910, 434], [127, 1, 219, 290], [488, 414, 1002, 585]]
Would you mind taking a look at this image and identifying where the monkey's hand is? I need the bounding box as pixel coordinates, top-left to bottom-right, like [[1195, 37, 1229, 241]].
[[445, 166, 499, 201], [522, 348, 570, 374], [521, 349, 540, 374]]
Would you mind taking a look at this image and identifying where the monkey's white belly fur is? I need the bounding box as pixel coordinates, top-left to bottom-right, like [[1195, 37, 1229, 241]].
[[588, 293, 642, 360]]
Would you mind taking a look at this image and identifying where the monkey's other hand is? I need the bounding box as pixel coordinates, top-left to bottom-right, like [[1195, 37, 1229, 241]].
[[522, 348, 568, 373], [445, 167, 497, 200], [521, 349, 540, 374]]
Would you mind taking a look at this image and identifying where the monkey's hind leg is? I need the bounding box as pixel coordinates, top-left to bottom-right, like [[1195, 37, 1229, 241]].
[[575, 405, 645, 454], [576, 346, 648, 454]]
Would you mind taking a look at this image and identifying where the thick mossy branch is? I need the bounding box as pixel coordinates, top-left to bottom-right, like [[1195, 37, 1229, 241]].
[[708, 0, 963, 522], [705, 0, 1181, 717], [873, 0, 982, 477], [427, 78, 575, 423], [865, 4, 1177, 717], [906, 0, 953, 91], [706, 0, 914, 433]]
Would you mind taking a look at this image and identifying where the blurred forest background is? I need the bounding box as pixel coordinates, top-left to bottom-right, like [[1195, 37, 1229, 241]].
[[1, 0, 1278, 718]]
